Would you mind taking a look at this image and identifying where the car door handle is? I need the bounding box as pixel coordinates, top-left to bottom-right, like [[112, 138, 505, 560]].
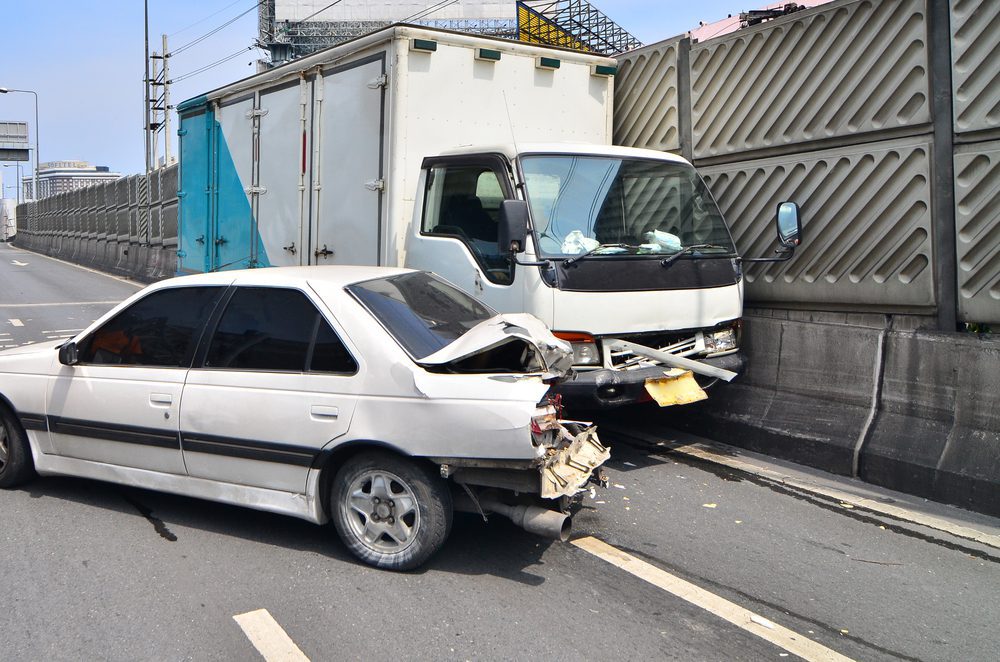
[[149, 393, 173, 407], [310, 405, 339, 420]]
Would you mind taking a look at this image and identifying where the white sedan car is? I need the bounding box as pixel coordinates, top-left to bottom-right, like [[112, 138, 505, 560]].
[[0, 266, 609, 569]]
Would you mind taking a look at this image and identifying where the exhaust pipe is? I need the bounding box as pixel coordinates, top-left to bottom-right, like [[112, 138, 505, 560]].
[[479, 500, 571, 542]]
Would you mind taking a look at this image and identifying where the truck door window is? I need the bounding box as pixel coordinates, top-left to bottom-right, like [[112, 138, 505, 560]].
[[422, 164, 514, 285]]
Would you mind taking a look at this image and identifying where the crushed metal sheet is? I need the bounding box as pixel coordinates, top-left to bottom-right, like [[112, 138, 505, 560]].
[[539, 426, 610, 499]]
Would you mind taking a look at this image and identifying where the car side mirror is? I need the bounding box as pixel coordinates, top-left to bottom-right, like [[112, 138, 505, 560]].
[[58, 341, 79, 366], [776, 201, 802, 247], [498, 200, 529, 255]]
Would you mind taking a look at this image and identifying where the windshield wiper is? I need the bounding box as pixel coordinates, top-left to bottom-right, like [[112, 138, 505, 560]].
[[564, 243, 633, 266], [659, 243, 731, 268]]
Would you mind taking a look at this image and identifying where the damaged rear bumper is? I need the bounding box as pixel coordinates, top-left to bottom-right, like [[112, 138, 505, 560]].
[[539, 426, 610, 498], [552, 351, 745, 409]]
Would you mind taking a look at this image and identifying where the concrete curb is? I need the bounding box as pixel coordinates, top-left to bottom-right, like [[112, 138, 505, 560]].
[[619, 315, 1000, 518]]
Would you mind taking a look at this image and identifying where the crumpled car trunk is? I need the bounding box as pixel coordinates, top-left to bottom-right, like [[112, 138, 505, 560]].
[[417, 314, 574, 380]]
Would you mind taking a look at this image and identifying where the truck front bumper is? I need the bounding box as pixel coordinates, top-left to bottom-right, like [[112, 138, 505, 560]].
[[552, 351, 745, 409]]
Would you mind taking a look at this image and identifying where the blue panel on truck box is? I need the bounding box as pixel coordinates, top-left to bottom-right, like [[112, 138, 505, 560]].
[[177, 107, 270, 274]]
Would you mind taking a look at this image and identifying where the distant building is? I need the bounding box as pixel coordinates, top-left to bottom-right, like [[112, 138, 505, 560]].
[[23, 160, 122, 200]]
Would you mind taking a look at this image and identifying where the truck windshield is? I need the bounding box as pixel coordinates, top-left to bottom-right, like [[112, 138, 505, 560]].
[[520, 155, 735, 259], [347, 271, 496, 360]]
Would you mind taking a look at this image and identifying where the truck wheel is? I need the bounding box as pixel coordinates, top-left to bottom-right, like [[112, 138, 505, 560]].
[[331, 451, 452, 571], [0, 406, 36, 488]]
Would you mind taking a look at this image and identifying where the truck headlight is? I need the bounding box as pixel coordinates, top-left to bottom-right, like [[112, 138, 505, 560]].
[[704, 327, 738, 354], [553, 331, 602, 366]]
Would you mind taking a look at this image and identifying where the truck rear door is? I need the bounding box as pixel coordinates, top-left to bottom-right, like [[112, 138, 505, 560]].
[[311, 56, 386, 266]]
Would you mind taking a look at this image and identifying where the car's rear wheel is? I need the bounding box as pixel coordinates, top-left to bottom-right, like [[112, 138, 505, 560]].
[[331, 451, 452, 570], [0, 406, 36, 488]]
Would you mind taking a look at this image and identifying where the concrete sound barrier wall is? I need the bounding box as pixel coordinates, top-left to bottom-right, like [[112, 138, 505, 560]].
[[14, 165, 178, 283]]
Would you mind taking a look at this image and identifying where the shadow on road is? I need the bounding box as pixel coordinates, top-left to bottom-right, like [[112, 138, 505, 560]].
[[19, 474, 557, 583]]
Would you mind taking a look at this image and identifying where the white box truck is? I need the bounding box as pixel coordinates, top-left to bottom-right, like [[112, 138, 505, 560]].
[[1, 199, 15, 242], [176, 25, 801, 409]]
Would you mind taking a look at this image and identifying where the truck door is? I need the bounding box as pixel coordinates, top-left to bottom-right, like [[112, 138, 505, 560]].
[[406, 156, 524, 313], [214, 95, 258, 270], [311, 56, 385, 266], [257, 80, 308, 267]]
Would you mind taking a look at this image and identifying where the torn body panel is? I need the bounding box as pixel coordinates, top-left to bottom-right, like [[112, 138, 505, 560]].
[[418, 313, 573, 380], [539, 425, 610, 498]]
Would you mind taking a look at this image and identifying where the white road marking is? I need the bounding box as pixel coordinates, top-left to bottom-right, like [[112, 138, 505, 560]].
[[11, 259, 28, 266], [573, 536, 854, 662], [0, 300, 121, 308], [608, 428, 1000, 550], [45, 335, 75, 340], [8, 318, 24, 327], [233, 609, 309, 662], [42, 328, 83, 334]]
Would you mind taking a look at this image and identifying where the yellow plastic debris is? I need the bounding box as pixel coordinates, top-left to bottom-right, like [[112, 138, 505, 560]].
[[644, 368, 707, 406]]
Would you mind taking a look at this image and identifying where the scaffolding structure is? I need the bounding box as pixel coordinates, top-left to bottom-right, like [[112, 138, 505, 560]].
[[517, 1, 641, 54], [258, 0, 641, 66]]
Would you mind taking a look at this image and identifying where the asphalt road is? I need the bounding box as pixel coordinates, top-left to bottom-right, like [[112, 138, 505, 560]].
[[1, 242, 999, 661]]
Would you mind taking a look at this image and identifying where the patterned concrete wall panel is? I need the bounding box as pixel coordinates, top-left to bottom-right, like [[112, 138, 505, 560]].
[[700, 136, 935, 308], [951, 0, 1000, 135], [161, 165, 178, 204], [150, 170, 161, 204], [614, 38, 681, 152], [161, 201, 178, 245], [690, 0, 930, 161], [116, 178, 129, 207], [954, 141, 1000, 323]]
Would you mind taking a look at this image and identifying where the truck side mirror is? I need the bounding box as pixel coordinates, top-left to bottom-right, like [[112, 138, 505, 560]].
[[776, 201, 801, 247], [498, 200, 529, 255], [58, 341, 79, 366]]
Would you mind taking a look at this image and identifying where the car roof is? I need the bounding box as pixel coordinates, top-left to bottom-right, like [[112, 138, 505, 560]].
[[155, 265, 415, 290]]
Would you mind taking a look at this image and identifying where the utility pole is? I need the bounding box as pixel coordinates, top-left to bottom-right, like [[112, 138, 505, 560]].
[[150, 49, 162, 167], [144, 0, 152, 173], [163, 34, 172, 165]]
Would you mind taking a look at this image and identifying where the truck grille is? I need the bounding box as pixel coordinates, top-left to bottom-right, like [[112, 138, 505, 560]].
[[607, 331, 703, 370]]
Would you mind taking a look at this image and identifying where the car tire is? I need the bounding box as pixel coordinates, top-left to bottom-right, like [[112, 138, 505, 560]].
[[0, 405, 36, 488], [331, 451, 452, 571]]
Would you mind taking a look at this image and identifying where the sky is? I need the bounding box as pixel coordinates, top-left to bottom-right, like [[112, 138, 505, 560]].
[[0, 0, 756, 191]]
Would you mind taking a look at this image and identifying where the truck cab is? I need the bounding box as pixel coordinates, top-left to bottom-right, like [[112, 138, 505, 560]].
[[405, 143, 791, 409]]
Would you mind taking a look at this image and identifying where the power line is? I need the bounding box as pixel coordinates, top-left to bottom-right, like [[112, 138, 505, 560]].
[[169, 0, 264, 57], [169, 0, 247, 37], [170, 45, 257, 83], [285, 0, 346, 28], [403, 0, 462, 23]]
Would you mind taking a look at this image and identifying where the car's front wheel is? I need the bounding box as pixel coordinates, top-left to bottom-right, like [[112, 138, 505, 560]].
[[0, 405, 36, 488], [331, 451, 452, 570]]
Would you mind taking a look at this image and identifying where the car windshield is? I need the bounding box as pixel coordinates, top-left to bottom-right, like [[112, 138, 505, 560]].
[[520, 155, 735, 258], [346, 272, 496, 360]]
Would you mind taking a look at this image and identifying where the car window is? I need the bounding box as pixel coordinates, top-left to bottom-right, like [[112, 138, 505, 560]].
[[346, 271, 495, 360], [205, 287, 356, 373], [78, 286, 225, 367]]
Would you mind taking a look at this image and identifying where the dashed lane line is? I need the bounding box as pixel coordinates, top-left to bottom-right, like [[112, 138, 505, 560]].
[[573, 536, 855, 662], [233, 609, 309, 662], [8, 318, 24, 327]]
